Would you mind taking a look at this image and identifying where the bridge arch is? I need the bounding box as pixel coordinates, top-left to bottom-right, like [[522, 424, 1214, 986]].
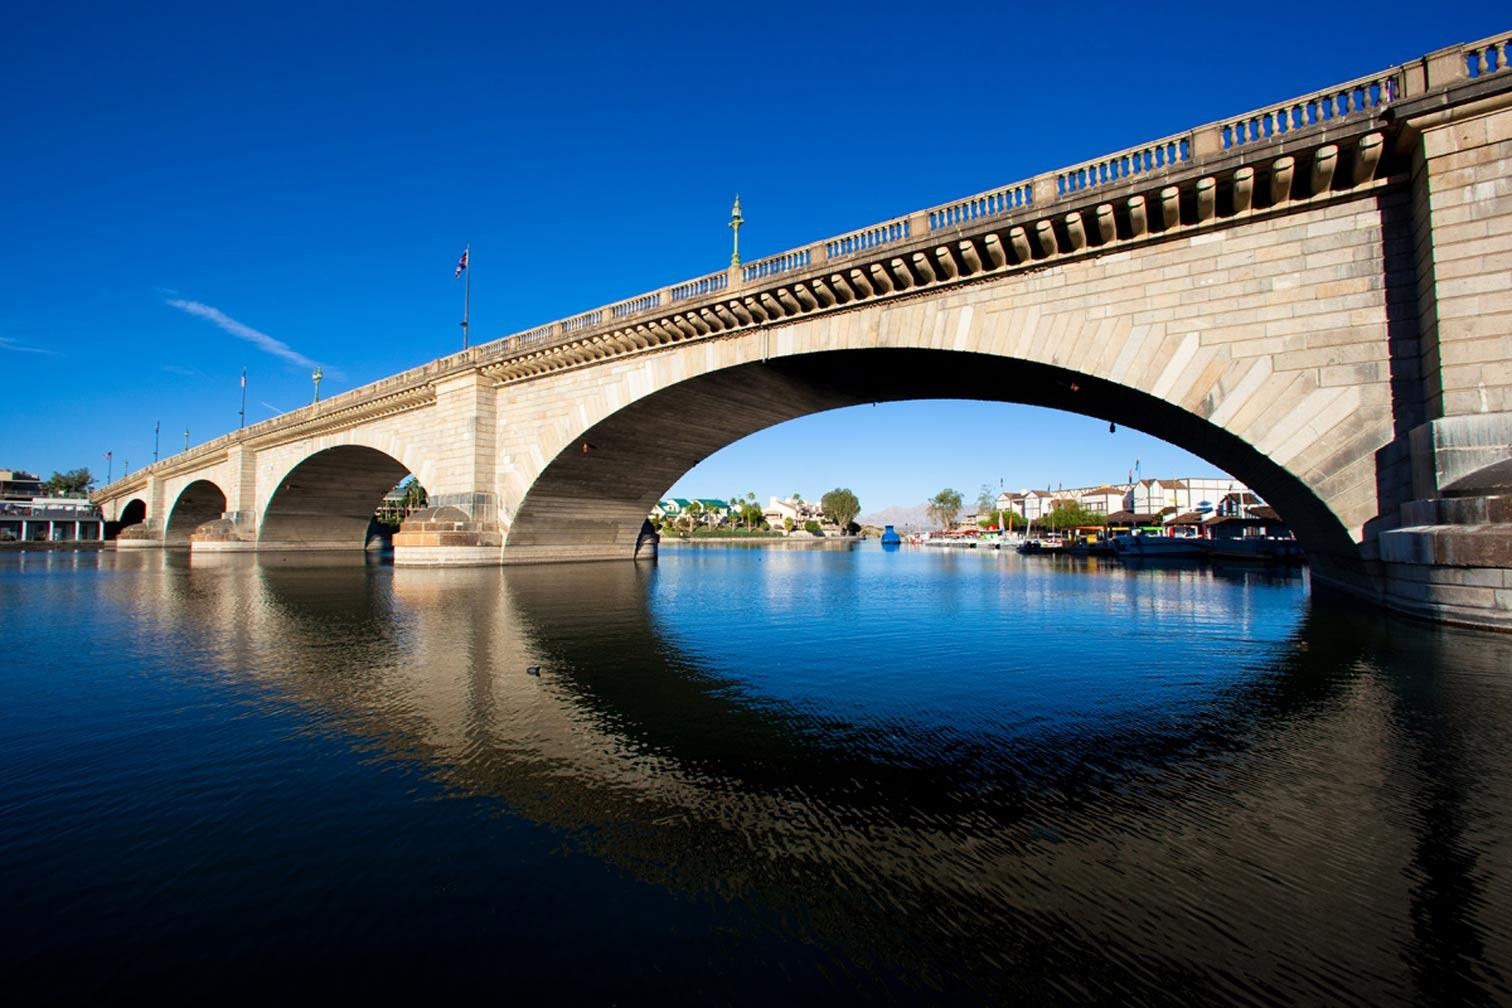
[[505, 344, 1364, 571], [105, 498, 148, 540], [165, 480, 227, 544], [260, 445, 412, 549]]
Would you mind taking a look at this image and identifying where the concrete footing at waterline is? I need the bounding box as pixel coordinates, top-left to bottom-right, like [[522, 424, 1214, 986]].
[[0, 540, 111, 552]]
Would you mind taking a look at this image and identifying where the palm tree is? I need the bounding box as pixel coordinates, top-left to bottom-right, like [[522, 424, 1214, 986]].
[[687, 500, 704, 534]]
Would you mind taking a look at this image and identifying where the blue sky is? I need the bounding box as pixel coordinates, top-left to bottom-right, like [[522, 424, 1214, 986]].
[[1, 3, 1502, 510]]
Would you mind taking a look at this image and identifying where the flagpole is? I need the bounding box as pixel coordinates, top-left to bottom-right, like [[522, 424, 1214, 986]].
[[239, 367, 247, 429], [462, 245, 471, 350]]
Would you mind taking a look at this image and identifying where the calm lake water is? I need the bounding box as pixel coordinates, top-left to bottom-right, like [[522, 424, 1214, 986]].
[[4, 544, 1511, 1003]]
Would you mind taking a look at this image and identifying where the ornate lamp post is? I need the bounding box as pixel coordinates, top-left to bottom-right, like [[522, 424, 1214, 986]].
[[312, 367, 324, 404], [729, 195, 743, 267]]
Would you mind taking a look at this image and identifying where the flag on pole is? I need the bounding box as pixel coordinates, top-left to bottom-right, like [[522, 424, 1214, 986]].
[[240, 368, 247, 388], [454, 246, 469, 278]]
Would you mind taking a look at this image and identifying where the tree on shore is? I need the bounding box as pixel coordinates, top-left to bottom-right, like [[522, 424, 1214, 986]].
[[740, 500, 764, 529], [976, 484, 995, 516], [1041, 501, 1105, 531], [927, 488, 964, 529], [820, 488, 861, 530], [981, 511, 1025, 530], [44, 468, 95, 496]]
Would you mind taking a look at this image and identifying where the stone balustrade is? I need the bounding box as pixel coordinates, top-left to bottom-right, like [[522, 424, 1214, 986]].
[[1056, 135, 1191, 198], [669, 271, 729, 302], [928, 183, 1033, 231]]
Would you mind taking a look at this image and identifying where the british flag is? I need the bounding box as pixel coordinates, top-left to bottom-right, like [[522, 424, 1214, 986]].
[[454, 247, 469, 278]]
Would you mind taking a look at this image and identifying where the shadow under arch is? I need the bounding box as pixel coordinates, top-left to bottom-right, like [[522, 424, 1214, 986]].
[[507, 348, 1360, 569], [165, 479, 227, 544], [260, 445, 410, 549], [105, 497, 147, 540]]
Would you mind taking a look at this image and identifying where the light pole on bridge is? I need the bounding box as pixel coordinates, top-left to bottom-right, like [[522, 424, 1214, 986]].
[[729, 195, 743, 267], [312, 368, 324, 405]]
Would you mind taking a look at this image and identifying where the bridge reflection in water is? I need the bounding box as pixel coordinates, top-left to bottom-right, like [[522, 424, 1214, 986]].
[[9, 548, 1512, 1002]]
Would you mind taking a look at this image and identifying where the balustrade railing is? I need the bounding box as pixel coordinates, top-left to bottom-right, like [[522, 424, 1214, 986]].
[[561, 309, 603, 334], [611, 292, 662, 318], [825, 219, 909, 259], [1465, 34, 1510, 77], [670, 271, 729, 302], [515, 323, 555, 347], [741, 248, 810, 282], [1221, 70, 1401, 148], [1057, 134, 1191, 196], [928, 182, 1033, 231]]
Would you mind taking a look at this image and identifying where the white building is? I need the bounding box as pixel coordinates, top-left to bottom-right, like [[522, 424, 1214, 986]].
[[1124, 477, 1259, 516], [762, 496, 822, 528], [1078, 485, 1129, 515], [0, 497, 104, 542]]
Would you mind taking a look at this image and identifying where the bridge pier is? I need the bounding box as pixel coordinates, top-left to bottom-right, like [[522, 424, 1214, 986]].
[[1377, 414, 1512, 630], [393, 503, 503, 567], [114, 521, 162, 549], [189, 511, 259, 552]]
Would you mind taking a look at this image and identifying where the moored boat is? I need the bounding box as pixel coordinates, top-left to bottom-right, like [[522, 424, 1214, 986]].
[[1111, 532, 1208, 558], [1205, 536, 1304, 562]]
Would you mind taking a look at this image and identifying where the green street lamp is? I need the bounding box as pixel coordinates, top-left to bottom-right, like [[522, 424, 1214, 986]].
[[729, 195, 743, 267], [312, 367, 324, 404]]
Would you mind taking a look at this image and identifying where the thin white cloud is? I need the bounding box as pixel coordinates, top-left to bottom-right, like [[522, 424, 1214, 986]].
[[166, 299, 329, 374], [0, 336, 56, 355], [260, 400, 285, 415]]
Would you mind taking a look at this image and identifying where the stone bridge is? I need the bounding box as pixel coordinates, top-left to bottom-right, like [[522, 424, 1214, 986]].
[[96, 32, 1512, 629]]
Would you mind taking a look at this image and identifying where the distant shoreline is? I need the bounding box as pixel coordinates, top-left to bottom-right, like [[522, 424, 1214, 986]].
[[659, 536, 863, 547]]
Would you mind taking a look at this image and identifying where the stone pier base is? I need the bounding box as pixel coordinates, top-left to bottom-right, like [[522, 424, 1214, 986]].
[[190, 540, 259, 552], [1375, 415, 1512, 631], [189, 517, 257, 552], [393, 506, 503, 568], [1380, 499, 1512, 631], [114, 524, 162, 549]]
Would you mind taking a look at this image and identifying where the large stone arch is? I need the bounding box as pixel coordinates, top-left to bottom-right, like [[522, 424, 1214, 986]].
[[164, 479, 227, 544], [505, 347, 1357, 566], [259, 445, 411, 549], [498, 184, 1413, 590]]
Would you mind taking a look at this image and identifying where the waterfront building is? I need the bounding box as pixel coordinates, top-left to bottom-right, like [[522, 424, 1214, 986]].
[[652, 498, 733, 526], [761, 496, 822, 528], [1, 469, 46, 500], [1079, 485, 1129, 514], [1125, 479, 1190, 514], [1016, 490, 1058, 521], [1123, 477, 1259, 515], [0, 468, 104, 542], [0, 497, 104, 542], [993, 491, 1023, 515]]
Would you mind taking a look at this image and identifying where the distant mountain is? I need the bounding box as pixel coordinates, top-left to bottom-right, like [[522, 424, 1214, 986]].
[[859, 503, 932, 531]]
